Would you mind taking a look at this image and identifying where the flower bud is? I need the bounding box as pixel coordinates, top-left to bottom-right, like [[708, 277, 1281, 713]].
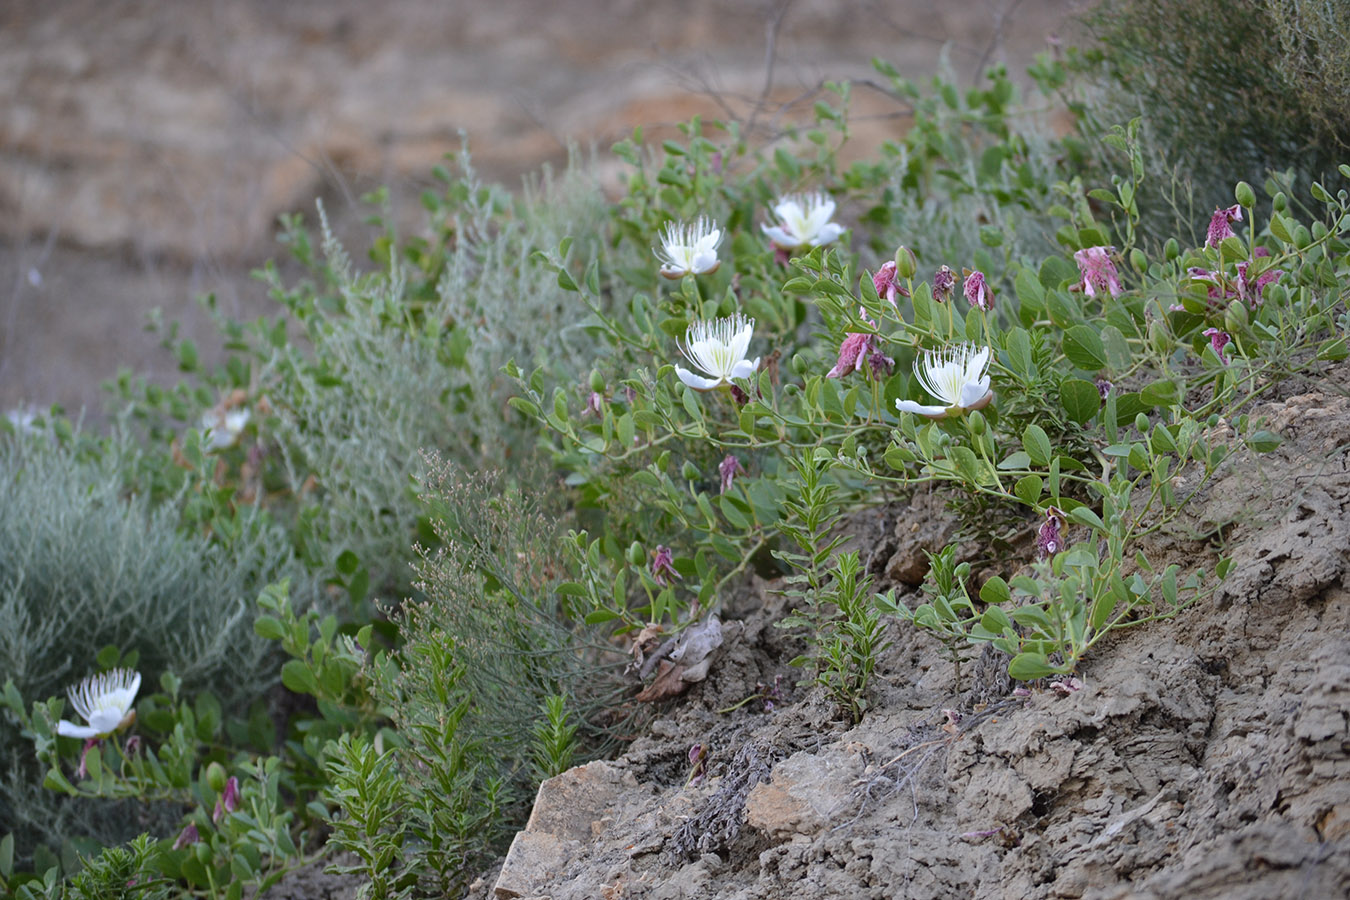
[[1272, 191, 1287, 212], [967, 410, 987, 436], [1129, 248, 1148, 273], [589, 370, 606, 393], [1234, 181, 1256, 209], [206, 762, 228, 794], [1224, 299, 1249, 333], [1164, 238, 1180, 262], [627, 541, 645, 567], [1134, 412, 1150, 432], [1147, 320, 1173, 356], [681, 460, 700, 481], [894, 246, 917, 280]]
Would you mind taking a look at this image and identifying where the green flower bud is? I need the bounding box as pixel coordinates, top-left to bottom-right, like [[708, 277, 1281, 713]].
[[1272, 191, 1287, 213], [206, 762, 227, 794], [626, 541, 645, 567], [1224, 299, 1249, 333], [894, 245, 917, 280], [967, 410, 987, 436], [791, 353, 808, 376], [1234, 181, 1256, 209], [681, 460, 700, 481], [1164, 238, 1180, 262], [589, 370, 606, 393], [1129, 248, 1148, 272], [195, 842, 212, 865], [1135, 412, 1150, 432]]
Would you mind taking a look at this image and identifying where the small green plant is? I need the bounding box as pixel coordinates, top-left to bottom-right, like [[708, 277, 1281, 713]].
[[323, 734, 412, 900], [530, 695, 579, 781], [880, 545, 977, 690]]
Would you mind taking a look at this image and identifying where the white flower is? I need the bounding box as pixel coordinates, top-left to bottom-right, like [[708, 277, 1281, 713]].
[[656, 217, 723, 279], [57, 669, 141, 739], [895, 343, 994, 419], [201, 407, 250, 451], [762, 193, 845, 250], [675, 314, 760, 392], [5, 406, 39, 434]]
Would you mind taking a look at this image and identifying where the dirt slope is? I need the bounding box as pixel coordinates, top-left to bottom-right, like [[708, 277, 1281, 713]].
[[476, 370, 1350, 899]]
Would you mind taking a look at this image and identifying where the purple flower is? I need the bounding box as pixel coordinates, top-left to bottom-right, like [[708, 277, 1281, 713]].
[[123, 735, 142, 757], [718, 454, 745, 495], [871, 261, 909, 306], [172, 823, 201, 851], [1203, 327, 1231, 362], [1095, 378, 1113, 404], [1073, 246, 1123, 298], [1206, 204, 1243, 248], [932, 265, 956, 302], [963, 269, 994, 311], [213, 776, 240, 824], [650, 546, 681, 587], [583, 391, 604, 417], [1036, 506, 1067, 560]]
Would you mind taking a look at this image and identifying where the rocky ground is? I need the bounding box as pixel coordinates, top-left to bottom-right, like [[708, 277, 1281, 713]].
[[457, 371, 1350, 899], [0, 0, 1071, 418]]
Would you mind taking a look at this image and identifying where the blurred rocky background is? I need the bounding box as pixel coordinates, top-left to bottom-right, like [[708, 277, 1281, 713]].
[[0, 0, 1071, 417]]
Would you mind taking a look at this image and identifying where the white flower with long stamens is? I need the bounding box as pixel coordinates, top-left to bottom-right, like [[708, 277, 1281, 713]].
[[895, 343, 994, 419], [675, 314, 760, 392], [762, 193, 845, 250], [201, 407, 249, 451], [656, 217, 723, 279], [57, 669, 141, 739]]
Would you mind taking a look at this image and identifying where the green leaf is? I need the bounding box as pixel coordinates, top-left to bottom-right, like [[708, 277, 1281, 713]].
[[1008, 652, 1060, 680], [1063, 324, 1108, 370], [556, 268, 578, 292], [583, 608, 619, 625], [1247, 429, 1282, 451], [1005, 327, 1034, 378], [0, 833, 12, 879], [1099, 325, 1132, 371], [1059, 377, 1101, 424], [1067, 506, 1105, 532], [1089, 593, 1118, 631], [1022, 424, 1052, 467], [1141, 379, 1179, 407], [1014, 475, 1043, 507], [980, 576, 1011, 606], [507, 397, 540, 417], [950, 446, 982, 484], [280, 660, 320, 696], [884, 444, 915, 470], [253, 616, 286, 641], [1317, 337, 1348, 361]]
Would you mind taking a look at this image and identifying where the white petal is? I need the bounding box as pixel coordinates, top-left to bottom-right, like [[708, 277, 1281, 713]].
[[762, 224, 795, 247], [57, 720, 99, 739], [959, 376, 991, 409], [728, 358, 759, 380], [773, 198, 804, 222], [810, 223, 845, 246], [895, 399, 949, 418], [676, 366, 724, 391], [691, 251, 720, 274]]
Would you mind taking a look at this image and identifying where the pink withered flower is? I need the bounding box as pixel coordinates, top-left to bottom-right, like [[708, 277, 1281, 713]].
[[1203, 328, 1231, 362], [1095, 378, 1113, 403], [871, 261, 909, 306], [213, 776, 240, 823], [1073, 246, 1123, 298], [826, 332, 875, 379], [1236, 256, 1282, 307], [76, 738, 98, 780], [963, 269, 994, 311], [718, 454, 745, 495], [1206, 204, 1243, 248], [172, 823, 201, 850], [1036, 506, 1067, 560], [932, 265, 956, 302], [650, 546, 681, 587], [583, 391, 604, 417], [867, 345, 895, 379]]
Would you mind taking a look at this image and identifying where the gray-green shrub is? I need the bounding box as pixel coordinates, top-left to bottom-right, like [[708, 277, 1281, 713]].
[[0, 431, 300, 855]]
